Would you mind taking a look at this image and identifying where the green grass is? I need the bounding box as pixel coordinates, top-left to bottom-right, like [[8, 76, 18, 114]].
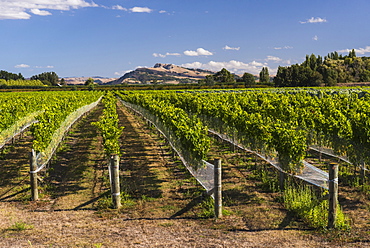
[[283, 183, 350, 230], [197, 196, 215, 218], [158, 222, 175, 227], [8, 221, 34, 231]]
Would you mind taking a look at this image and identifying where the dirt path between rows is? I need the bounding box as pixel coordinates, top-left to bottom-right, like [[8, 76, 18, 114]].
[[0, 103, 368, 247]]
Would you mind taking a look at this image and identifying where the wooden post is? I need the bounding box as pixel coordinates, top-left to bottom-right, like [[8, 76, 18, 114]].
[[360, 162, 366, 185], [214, 158, 222, 218], [29, 149, 38, 201], [279, 171, 285, 190], [328, 162, 338, 229], [110, 155, 121, 209]]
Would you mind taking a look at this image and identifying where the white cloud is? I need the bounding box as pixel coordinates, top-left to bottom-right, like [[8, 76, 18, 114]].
[[0, 8, 31, 19], [153, 53, 166, 58], [355, 46, 370, 55], [313, 35, 319, 41], [112, 5, 127, 11], [300, 17, 327, 24], [181, 60, 267, 75], [130, 7, 153, 13], [15, 64, 30, 68], [265, 56, 283, 63], [266, 56, 282, 62], [153, 52, 181, 58], [274, 46, 293, 50], [182, 62, 203, 69], [114, 66, 148, 76], [184, 48, 213, 56], [30, 9, 51, 16], [250, 61, 265, 67], [159, 10, 167, 14], [115, 70, 132, 76], [338, 46, 370, 55], [265, 56, 291, 65], [167, 53, 181, 56], [0, 0, 98, 20], [223, 45, 240, 51], [35, 65, 54, 69]]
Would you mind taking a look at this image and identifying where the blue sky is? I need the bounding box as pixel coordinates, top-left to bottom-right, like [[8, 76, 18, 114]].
[[1, 0, 370, 78]]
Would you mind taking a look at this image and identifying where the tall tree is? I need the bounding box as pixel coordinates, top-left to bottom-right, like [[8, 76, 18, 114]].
[[31, 72, 59, 86], [349, 49, 357, 58], [84, 78, 95, 86], [242, 72, 255, 87], [204, 75, 215, 85], [259, 67, 270, 83], [0, 70, 24, 80], [214, 68, 235, 83]]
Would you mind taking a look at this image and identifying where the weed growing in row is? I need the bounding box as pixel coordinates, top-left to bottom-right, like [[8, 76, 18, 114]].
[[283, 183, 350, 230]]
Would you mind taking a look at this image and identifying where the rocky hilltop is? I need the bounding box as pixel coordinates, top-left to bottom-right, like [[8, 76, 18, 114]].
[[107, 63, 214, 85], [63, 76, 117, 85]]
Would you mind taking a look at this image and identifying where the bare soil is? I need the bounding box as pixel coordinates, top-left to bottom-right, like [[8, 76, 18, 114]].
[[0, 103, 369, 247]]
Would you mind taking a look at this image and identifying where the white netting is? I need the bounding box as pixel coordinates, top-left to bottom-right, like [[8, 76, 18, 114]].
[[309, 145, 352, 164], [0, 111, 43, 149], [309, 145, 369, 172], [208, 128, 330, 190], [120, 99, 331, 191], [120, 100, 215, 195], [34, 97, 102, 173]]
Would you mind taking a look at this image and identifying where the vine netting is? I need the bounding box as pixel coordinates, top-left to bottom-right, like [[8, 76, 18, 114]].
[[120, 90, 332, 190], [208, 127, 330, 189], [33, 97, 102, 173], [120, 100, 215, 195], [0, 110, 43, 149]]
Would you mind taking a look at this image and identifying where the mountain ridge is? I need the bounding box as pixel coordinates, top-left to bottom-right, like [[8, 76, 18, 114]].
[[107, 63, 214, 85]]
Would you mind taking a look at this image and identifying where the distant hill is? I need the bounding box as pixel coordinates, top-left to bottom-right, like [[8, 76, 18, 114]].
[[63, 76, 117, 85], [106, 63, 215, 85]]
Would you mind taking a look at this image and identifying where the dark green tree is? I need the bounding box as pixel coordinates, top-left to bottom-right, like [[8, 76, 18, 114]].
[[349, 49, 357, 58], [84, 77, 95, 86], [31, 72, 59, 86], [242, 72, 256, 87], [321, 66, 338, 86], [309, 54, 318, 70], [204, 75, 215, 85], [0, 70, 24, 80], [214, 68, 235, 83], [259, 67, 270, 83], [360, 70, 370, 82], [273, 66, 287, 87]]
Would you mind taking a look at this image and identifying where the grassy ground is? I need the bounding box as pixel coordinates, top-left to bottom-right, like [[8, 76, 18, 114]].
[[0, 102, 369, 247]]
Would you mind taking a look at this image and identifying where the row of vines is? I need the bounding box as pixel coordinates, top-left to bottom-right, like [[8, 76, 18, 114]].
[[0, 91, 103, 166], [119, 89, 370, 175], [4, 88, 370, 174], [117, 88, 370, 229], [1, 88, 370, 230]]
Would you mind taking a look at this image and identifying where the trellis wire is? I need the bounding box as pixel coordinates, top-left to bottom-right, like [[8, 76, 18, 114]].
[[0, 111, 43, 149], [309, 145, 369, 172], [309, 145, 351, 164], [120, 100, 215, 195], [33, 97, 102, 173]]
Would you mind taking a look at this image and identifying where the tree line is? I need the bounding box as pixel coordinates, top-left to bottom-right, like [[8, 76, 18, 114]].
[[274, 50, 370, 87], [0, 71, 65, 86], [3, 49, 370, 88], [199, 67, 271, 87]]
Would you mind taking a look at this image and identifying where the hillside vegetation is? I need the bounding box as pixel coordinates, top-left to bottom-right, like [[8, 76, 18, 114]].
[[274, 50, 370, 87], [109, 63, 214, 85]]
